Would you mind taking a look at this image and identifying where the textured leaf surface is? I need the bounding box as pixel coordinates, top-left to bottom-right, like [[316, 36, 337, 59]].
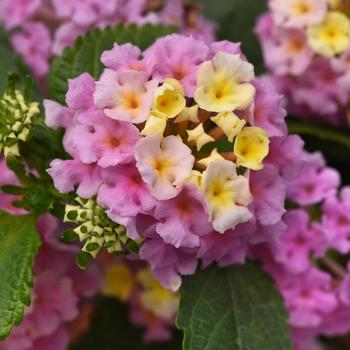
[[49, 23, 176, 104], [177, 262, 292, 350], [0, 211, 40, 339]]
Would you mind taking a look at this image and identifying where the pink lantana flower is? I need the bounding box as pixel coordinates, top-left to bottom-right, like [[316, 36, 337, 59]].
[[143, 34, 209, 96], [11, 22, 51, 78], [48, 159, 102, 198], [67, 113, 140, 167], [154, 185, 211, 248], [98, 163, 156, 219], [270, 0, 327, 28], [135, 136, 194, 200], [94, 69, 158, 123]]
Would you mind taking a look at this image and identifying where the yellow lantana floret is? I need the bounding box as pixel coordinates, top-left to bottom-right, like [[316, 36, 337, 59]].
[[194, 52, 255, 113], [174, 105, 200, 123], [141, 113, 167, 137], [137, 269, 179, 320], [234, 127, 270, 170], [197, 148, 224, 168], [307, 11, 350, 57], [187, 124, 215, 151], [153, 79, 186, 118], [201, 159, 253, 233], [210, 111, 246, 142], [102, 264, 135, 302]]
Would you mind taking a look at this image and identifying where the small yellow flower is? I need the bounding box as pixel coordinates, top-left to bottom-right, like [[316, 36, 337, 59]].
[[153, 79, 186, 118], [141, 113, 167, 137], [307, 11, 350, 57], [102, 264, 135, 302], [194, 52, 255, 113], [197, 148, 224, 168], [174, 105, 200, 123], [210, 112, 246, 142], [137, 269, 179, 320], [201, 159, 252, 233], [187, 123, 215, 151], [234, 127, 270, 170]]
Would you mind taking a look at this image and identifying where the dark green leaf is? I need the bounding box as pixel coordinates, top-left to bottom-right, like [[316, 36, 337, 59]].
[[49, 23, 176, 104], [193, 0, 267, 73], [0, 211, 40, 339], [177, 262, 292, 350]]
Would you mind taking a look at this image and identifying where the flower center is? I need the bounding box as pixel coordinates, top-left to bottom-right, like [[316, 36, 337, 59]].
[[292, 2, 312, 15]]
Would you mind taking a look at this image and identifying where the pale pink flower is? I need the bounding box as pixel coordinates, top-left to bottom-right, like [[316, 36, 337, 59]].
[[67, 113, 140, 167], [48, 159, 102, 198], [154, 185, 211, 248], [135, 136, 194, 200], [94, 69, 157, 123], [143, 34, 209, 96], [11, 22, 51, 78], [270, 0, 327, 28]]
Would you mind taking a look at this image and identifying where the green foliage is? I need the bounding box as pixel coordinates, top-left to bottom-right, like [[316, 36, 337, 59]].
[[71, 296, 182, 350], [0, 28, 42, 100], [0, 211, 40, 340], [177, 262, 293, 350], [49, 23, 176, 104], [193, 0, 267, 73]]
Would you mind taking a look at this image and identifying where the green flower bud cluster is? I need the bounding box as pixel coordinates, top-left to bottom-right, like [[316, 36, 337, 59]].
[[63, 197, 140, 269], [0, 89, 39, 158]]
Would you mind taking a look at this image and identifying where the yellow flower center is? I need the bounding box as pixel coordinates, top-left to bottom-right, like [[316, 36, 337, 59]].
[[152, 158, 172, 177], [292, 1, 312, 15]]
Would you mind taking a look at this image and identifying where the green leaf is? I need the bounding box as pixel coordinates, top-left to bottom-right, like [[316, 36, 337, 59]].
[[0, 211, 40, 339], [49, 23, 176, 104], [177, 262, 292, 350]]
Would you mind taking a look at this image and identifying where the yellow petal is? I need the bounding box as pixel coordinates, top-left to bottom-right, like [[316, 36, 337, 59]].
[[234, 126, 270, 170], [197, 148, 225, 168], [210, 112, 246, 142], [153, 79, 186, 118], [141, 114, 167, 137], [187, 123, 215, 151], [174, 105, 200, 123]]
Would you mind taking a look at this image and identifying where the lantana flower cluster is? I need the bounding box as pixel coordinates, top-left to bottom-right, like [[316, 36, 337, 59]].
[[0, 159, 102, 350], [256, 0, 350, 123], [0, 0, 215, 79], [45, 34, 303, 291]]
